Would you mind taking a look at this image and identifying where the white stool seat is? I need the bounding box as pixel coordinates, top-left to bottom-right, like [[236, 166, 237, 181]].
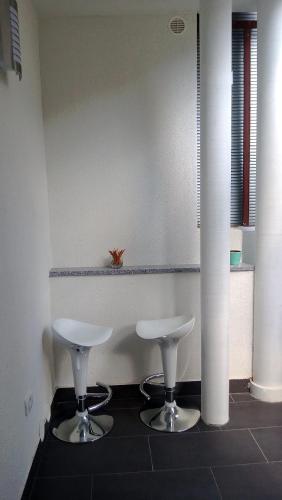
[[53, 318, 113, 348], [136, 315, 194, 341]]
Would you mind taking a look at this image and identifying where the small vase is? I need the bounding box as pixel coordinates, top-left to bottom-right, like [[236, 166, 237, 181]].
[[111, 261, 123, 269]]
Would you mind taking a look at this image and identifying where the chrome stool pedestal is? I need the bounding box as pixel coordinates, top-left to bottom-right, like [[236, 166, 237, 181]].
[[140, 402, 200, 433], [52, 319, 114, 443]]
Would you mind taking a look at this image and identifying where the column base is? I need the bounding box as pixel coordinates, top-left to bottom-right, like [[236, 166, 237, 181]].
[[140, 401, 200, 433], [52, 410, 114, 443], [250, 379, 282, 402]]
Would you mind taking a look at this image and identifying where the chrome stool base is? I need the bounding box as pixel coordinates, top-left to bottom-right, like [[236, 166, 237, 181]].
[[140, 402, 200, 433], [52, 411, 114, 443]]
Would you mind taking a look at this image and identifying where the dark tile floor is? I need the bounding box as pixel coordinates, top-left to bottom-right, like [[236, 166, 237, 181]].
[[22, 387, 282, 500]]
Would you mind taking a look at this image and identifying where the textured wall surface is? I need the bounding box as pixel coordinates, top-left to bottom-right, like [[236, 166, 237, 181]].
[[50, 271, 254, 387], [0, 1, 53, 498], [40, 14, 199, 267], [40, 13, 253, 393]]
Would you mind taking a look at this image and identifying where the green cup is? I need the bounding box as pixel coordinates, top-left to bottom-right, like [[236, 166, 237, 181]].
[[230, 250, 242, 266]]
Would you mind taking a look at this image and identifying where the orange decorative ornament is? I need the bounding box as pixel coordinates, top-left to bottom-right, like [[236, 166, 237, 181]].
[[109, 248, 125, 268]]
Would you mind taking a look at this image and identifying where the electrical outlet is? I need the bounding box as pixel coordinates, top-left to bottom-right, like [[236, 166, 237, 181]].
[[24, 392, 34, 417]]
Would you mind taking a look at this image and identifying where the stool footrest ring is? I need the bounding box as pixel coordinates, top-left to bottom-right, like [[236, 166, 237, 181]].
[[87, 382, 112, 412], [140, 373, 164, 401], [87, 392, 108, 398]]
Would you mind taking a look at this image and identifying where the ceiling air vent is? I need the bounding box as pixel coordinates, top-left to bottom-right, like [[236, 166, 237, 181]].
[[169, 17, 186, 35]]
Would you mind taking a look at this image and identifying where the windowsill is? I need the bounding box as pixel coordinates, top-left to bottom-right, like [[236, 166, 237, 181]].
[[49, 263, 254, 278], [196, 225, 255, 229], [239, 226, 256, 232]]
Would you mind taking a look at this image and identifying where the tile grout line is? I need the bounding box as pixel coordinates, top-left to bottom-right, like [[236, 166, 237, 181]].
[[209, 460, 268, 470], [248, 424, 282, 431], [197, 424, 282, 434], [103, 430, 200, 440], [147, 436, 154, 471], [90, 474, 94, 500], [46, 424, 282, 444], [35, 461, 272, 480], [27, 436, 50, 499], [210, 467, 223, 500], [248, 429, 269, 463], [36, 470, 153, 480], [36, 473, 100, 480]]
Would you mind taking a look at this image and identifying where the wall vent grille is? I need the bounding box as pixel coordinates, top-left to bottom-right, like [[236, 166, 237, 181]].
[[169, 17, 185, 35]]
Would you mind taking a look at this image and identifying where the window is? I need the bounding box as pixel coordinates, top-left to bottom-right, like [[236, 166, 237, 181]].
[[197, 13, 257, 227]]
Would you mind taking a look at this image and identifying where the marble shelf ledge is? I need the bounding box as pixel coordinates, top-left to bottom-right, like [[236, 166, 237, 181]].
[[49, 263, 254, 278]]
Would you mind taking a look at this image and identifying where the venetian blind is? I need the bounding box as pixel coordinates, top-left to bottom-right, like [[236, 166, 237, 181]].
[[197, 14, 257, 226]]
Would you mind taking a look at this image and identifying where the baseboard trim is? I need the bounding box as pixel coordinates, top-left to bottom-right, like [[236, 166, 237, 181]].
[[250, 379, 282, 402]]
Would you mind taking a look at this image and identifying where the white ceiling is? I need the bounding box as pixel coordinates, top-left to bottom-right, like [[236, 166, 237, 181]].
[[33, 0, 257, 18]]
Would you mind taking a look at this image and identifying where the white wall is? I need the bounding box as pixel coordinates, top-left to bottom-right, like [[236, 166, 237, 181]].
[[51, 271, 254, 387], [0, 1, 53, 499], [40, 14, 243, 268], [40, 14, 253, 393], [40, 14, 200, 267]]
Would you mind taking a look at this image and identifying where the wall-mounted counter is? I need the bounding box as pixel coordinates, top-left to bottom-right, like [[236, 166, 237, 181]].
[[49, 263, 254, 278], [49, 262, 254, 389]]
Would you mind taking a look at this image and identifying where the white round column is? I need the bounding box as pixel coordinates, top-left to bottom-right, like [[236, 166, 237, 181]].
[[250, 0, 282, 402], [200, 0, 232, 425]]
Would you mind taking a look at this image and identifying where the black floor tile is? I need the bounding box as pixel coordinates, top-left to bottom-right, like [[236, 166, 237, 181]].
[[107, 401, 200, 437], [110, 384, 143, 399], [149, 429, 265, 470], [50, 399, 200, 441], [23, 384, 282, 500], [105, 408, 160, 437], [107, 397, 144, 410], [150, 469, 220, 500], [92, 472, 151, 500], [113, 381, 202, 398], [51, 395, 144, 423], [231, 392, 256, 402], [49, 405, 160, 440], [49, 401, 77, 426], [223, 401, 282, 430], [53, 385, 142, 403], [213, 462, 282, 500], [175, 381, 201, 396], [92, 468, 220, 500], [175, 395, 201, 408], [30, 475, 92, 500], [53, 387, 76, 404], [53, 381, 248, 404], [229, 379, 249, 393], [198, 419, 222, 432], [37, 436, 152, 476], [21, 440, 46, 499], [252, 427, 282, 461]]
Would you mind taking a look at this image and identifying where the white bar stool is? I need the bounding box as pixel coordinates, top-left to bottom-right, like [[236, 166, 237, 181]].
[[136, 315, 200, 432], [52, 318, 114, 443]]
